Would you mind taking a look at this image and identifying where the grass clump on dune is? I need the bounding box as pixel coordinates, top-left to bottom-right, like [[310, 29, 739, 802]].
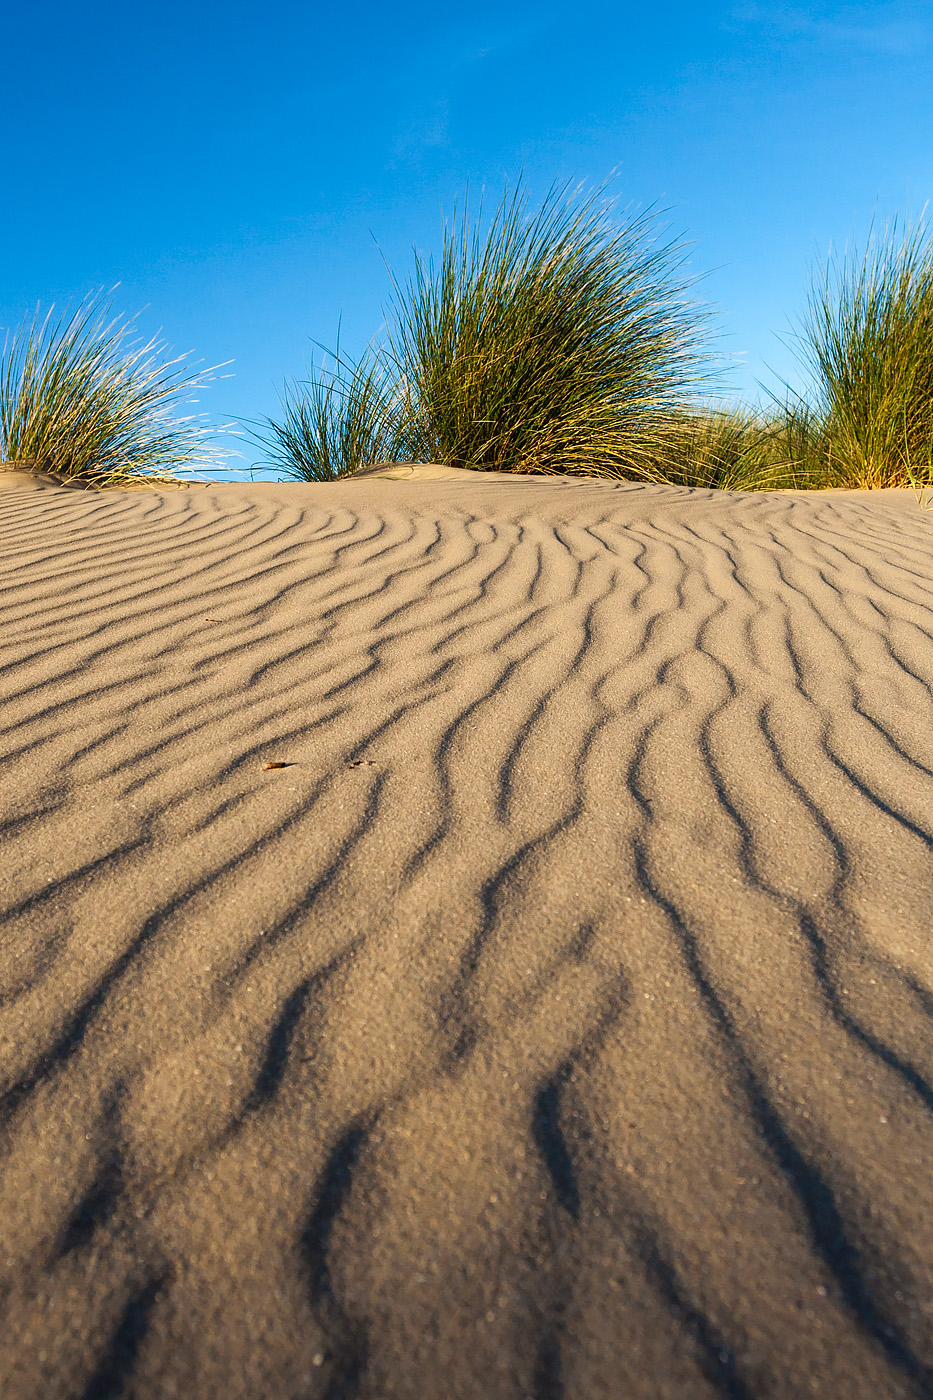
[[635, 218, 933, 493], [264, 350, 405, 483], [793, 217, 933, 490], [263, 191, 933, 493], [261, 182, 711, 481], [0, 294, 219, 486], [386, 184, 710, 476]]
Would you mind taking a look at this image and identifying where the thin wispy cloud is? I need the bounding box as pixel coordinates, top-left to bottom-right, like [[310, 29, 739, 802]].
[[383, 13, 560, 165], [732, 3, 930, 56], [390, 101, 451, 161]]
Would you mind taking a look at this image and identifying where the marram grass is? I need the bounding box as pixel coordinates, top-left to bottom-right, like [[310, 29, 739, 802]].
[[793, 216, 933, 490], [260, 182, 714, 481], [0, 295, 219, 486], [8, 206, 933, 493], [640, 406, 821, 492], [385, 184, 711, 476], [262, 350, 406, 482]]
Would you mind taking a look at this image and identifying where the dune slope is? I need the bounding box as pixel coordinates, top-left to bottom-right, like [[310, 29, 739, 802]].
[[0, 472, 932, 1399]]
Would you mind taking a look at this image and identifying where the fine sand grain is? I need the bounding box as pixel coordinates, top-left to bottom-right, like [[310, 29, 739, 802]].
[[0, 468, 932, 1399]]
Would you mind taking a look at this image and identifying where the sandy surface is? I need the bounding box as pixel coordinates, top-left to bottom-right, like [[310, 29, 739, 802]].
[[1, 468, 932, 1399]]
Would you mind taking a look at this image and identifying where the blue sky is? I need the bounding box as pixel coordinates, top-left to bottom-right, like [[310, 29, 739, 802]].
[[2, 0, 931, 471]]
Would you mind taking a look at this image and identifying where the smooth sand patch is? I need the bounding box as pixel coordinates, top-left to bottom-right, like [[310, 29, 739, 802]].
[[0, 473, 931, 1399]]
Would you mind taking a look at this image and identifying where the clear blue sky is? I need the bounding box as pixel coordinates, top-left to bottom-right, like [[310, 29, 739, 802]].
[[2, 1, 931, 471]]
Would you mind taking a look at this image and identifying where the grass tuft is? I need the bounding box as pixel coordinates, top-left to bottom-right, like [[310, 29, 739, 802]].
[[261, 350, 404, 481], [0, 293, 220, 486], [259, 193, 933, 495], [259, 182, 713, 481], [795, 216, 933, 489], [643, 406, 818, 491], [384, 182, 712, 476]]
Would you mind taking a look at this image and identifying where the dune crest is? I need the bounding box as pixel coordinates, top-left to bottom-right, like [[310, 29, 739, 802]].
[[350, 460, 557, 480], [0, 474, 932, 1399]]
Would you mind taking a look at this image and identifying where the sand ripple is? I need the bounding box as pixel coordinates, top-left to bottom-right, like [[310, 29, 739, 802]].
[[0, 474, 931, 1398]]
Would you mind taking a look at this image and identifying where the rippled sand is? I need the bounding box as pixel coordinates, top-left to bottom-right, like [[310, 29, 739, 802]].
[[1, 469, 931, 1399]]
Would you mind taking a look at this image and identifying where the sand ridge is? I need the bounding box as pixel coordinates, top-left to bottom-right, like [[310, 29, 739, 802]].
[[0, 473, 932, 1398]]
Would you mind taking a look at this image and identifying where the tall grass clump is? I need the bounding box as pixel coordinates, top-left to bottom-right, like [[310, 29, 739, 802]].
[[798, 217, 933, 489], [388, 183, 711, 475], [263, 187, 933, 492], [262, 350, 404, 481], [0, 294, 219, 485], [261, 182, 713, 479]]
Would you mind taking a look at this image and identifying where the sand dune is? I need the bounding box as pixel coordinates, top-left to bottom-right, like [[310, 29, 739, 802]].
[[1, 468, 932, 1399]]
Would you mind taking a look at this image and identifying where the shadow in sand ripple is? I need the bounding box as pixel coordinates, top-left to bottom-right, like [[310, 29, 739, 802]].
[[80, 1276, 165, 1400], [302, 1125, 369, 1306], [634, 1221, 754, 1400], [533, 1077, 580, 1220], [633, 842, 933, 1395]]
